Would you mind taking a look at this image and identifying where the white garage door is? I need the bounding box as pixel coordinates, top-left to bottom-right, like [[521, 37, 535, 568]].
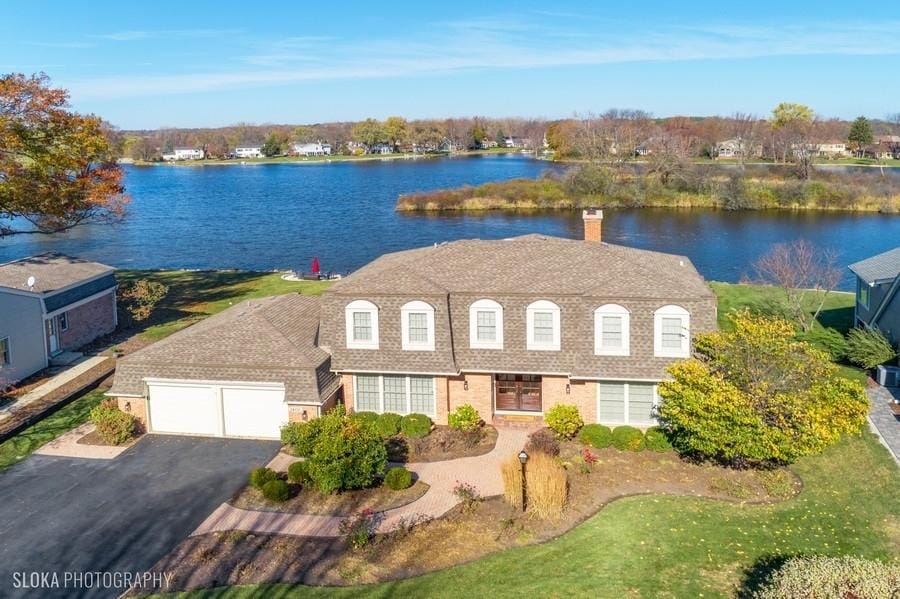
[[222, 387, 288, 439], [147, 382, 287, 439], [148, 383, 219, 436]]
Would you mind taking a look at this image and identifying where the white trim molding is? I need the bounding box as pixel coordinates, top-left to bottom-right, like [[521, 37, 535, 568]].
[[345, 299, 379, 350], [400, 300, 435, 351], [654, 304, 691, 358], [526, 300, 561, 351], [594, 303, 630, 356], [469, 298, 504, 350]]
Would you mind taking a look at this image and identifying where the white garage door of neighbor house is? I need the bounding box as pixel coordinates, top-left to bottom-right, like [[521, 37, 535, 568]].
[[147, 383, 288, 439]]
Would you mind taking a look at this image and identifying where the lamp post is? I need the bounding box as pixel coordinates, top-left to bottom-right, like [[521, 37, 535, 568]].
[[517, 449, 529, 513]]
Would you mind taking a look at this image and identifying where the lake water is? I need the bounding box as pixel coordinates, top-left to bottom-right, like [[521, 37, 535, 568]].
[[1, 155, 898, 289]]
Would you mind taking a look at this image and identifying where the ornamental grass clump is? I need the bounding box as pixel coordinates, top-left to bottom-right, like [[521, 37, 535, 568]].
[[500, 455, 524, 510], [524, 452, 567, 519]]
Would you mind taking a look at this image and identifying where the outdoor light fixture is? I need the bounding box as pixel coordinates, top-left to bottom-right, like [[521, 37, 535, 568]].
[[518, 449, 529, 512], [463, 380, 469, 391], [565, 383, 571, 395], [123, 401, 131, 413], [301, 410, 309, 422]]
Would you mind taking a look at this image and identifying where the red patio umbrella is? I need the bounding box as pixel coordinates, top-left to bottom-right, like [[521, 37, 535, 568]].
[[310, 257, 320, 275]]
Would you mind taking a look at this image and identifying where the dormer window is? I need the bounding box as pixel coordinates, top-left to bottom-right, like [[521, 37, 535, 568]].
[[469, 299, 503, 349], [345, 300, 379, 350], [654, 305, 690, 358], [594, 304, 630, 356], [526, 300, 561, 351], [401, 301, 435, 351]]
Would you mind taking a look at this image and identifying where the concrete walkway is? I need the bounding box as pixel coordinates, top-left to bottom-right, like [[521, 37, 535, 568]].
[[0, 356, 110, 424], [191, 426, 531, 538], [34, 422, 135, 460], [867, 385, 900, 463]]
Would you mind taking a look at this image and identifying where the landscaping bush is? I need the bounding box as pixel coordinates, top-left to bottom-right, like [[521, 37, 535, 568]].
[[500, 455, 524, 510], [452, 480, 482, 511], [375, 412, 402, 439], [846, 327, 898, 369], [249, 467, 277, 490], [525, 427, 560, 456], [611, 426, 645, 451], [261, 479, 290, 502], [544, 404, 584, 439], [658, 310, 869, 465], [400, 413, 432, 439], [339, 508, 378, 550], [89, 399, 138, 445], [307, 410, 388, 493], [448, 404, 481, 432], [525, 452, 567, 519], [350, 411, 379, 426], [280, 418, 324, 457], [752, 555, 900, 599], [383, 466, 413, 490], [287, 460, 312, 485], [643, 426, 673, 452], [579, 424, 613, 449]]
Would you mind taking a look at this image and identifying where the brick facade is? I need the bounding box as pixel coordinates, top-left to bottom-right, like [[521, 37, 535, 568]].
[[54, 291, 116, 352], [117, 396, 148, 432], [446, 373, 492, 425]]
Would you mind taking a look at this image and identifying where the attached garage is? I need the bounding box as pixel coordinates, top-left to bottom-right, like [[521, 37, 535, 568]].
[[147, 381, 288, 440]]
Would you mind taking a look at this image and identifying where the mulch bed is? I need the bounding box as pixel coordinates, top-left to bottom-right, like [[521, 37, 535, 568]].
[[387, 425, 498, 463], [147, 441, 800, 592], [229, 480, 430, 516], [76, 429, 143, 448]]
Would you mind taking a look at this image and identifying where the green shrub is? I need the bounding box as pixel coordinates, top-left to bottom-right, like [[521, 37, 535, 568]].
[[643, 426, 673, 452], [400, 413, 432, 439], [350, 411, 379, 426], [544, 404, 584, 439], [797, 327, 848, 361], [846, 327, 897, 369], [525, 427, 560, 456], [611, 426, 645, 451], [384, 466, 413, 490], [752, 555, 900, 599], [249, 467, 277, 490], [448, 404, 481, 432], [261, 479, 290, 502], [280, 418, 324, 457], [307, 410, 387, 493], [579, 424, 613, 448], [287, 460, 312, 485], [375, 412, 402, 438], [89, 399, 138, 445]]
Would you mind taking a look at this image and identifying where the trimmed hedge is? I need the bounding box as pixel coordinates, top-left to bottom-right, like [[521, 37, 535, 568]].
[[90, 399, 138, 445], [287, 460, 312, 485], [250, 467, 278, 490], [384, 466, 413, 490], [280, 418, 324, 457], [400, 413, 432, 439], [350, 411, 379, 426], [376, 412, 402, 438], [579, 424, 613, 448], [544, 404, 584, 439], [611, 426, 645, 451], [261, 479, 290, 502], [643, 427, 673, 452]]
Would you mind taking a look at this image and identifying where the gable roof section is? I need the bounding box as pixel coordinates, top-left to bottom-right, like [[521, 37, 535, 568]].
[[109, 293, 338, 403], [849, 247, 900, 284], [0, 252, 114, 294]]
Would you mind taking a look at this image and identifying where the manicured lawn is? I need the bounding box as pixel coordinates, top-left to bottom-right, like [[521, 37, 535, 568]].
[[0, 388, 107, 470], [117, 270, 333, 341]]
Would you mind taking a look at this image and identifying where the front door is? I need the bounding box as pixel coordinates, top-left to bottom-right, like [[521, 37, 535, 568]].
[[47, 319, 58, 354], [495, 374, 542, 412]]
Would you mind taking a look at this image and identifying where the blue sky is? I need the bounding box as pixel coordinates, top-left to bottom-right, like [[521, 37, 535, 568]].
[[3, 1, 899, 128]]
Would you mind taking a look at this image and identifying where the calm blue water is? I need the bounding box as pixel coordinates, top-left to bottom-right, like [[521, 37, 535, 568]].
[[1, 155, 898, 289]]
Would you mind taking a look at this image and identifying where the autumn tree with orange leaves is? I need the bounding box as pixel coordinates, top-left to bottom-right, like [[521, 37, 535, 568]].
[[0, 72, 127, 236]]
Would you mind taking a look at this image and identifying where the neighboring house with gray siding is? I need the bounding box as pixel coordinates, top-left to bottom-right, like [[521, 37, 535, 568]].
[[849, 247, 900, 349], [0, 253, 117, 385]]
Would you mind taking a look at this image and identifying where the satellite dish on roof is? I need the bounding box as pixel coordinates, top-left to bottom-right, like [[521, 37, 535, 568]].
[[26, 275, 35, 290]]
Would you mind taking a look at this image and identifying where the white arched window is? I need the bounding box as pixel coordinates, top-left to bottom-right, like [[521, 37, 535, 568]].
[[654, 305, 690, 358], [345, 300, 379, 350], [526, 300, 561, 351], [401, 300, 435, 351], [594, 304, 630, 356], [469, 299, 503, 350]]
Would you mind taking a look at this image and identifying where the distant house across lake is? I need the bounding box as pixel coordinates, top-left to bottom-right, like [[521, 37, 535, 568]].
[[162, 147, 205, 161], [292, 142, 332, 156], [234, 145, 264, 158]]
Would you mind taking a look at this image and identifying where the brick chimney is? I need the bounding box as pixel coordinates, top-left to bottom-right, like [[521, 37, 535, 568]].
[[582, 208, 603, 243]]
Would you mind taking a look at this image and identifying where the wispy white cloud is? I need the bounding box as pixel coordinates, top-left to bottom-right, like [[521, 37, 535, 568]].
[[66, 17, 900, 99], [94, 28, 238, 42]]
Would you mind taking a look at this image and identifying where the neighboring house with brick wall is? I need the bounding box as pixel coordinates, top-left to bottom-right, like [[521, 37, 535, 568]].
[[0, 253, 117, 384], [850, 246, 900, 348]]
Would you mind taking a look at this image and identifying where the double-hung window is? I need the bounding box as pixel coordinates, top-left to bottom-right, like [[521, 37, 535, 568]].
[[352, 374, 436, 416], [857, 278, 870, 310], [345, 300, 379, 349], [401, 301, 435, 351], [469, 299, 503, 349], [594, 304, 630, 356], [654, 305, 690, 358], [526, 300, 561, 351], [0, 337, 10, 366]]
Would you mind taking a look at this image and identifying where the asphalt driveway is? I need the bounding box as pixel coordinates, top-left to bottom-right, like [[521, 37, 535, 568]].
[[0, 434, 279, 599]]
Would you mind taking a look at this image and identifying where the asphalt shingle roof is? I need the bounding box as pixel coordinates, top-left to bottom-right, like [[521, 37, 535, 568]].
[[0, 252, 113, 294], [849, 247, 900, 284]]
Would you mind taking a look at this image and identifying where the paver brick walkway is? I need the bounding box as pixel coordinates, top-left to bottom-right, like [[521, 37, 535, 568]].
[[192, 426, 532, 538], [867, 385, 900, 463]]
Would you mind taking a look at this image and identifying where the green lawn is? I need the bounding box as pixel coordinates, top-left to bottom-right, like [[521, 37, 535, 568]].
[[0, 388, 107, 469]]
